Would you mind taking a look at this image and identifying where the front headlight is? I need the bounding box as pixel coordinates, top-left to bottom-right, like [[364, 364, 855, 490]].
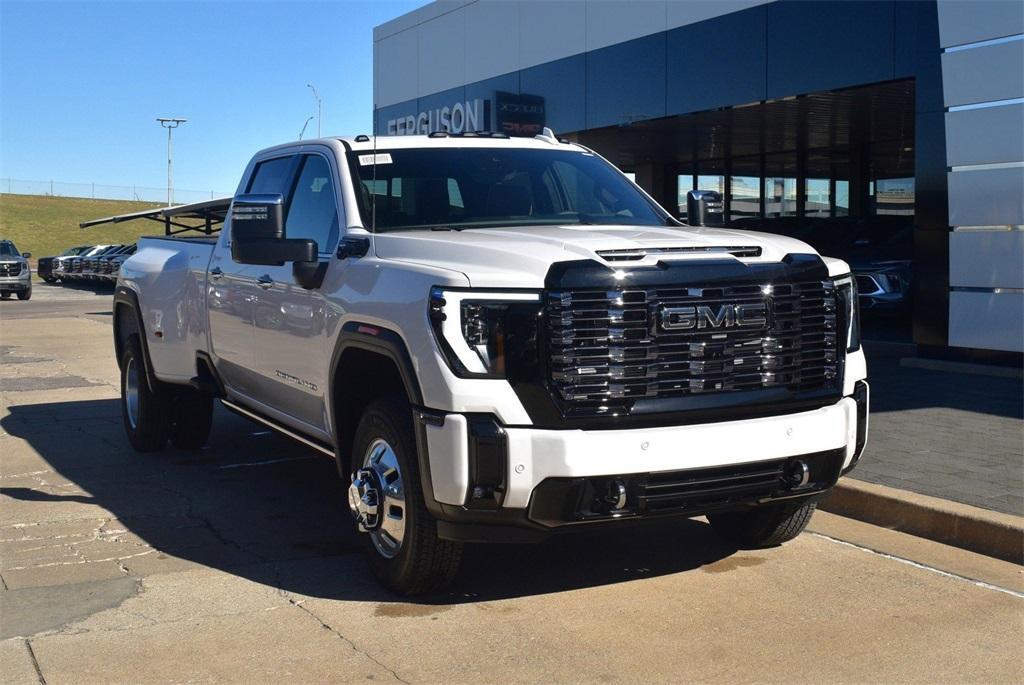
[[831, 275, 860, 352], [429, 287, 542, 379]]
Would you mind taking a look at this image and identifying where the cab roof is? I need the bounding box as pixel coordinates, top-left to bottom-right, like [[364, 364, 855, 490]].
[[339, 132, 584, 153]]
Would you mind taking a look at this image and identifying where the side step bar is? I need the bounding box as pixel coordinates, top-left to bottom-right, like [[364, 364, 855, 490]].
[[221, 399, 335, 457]]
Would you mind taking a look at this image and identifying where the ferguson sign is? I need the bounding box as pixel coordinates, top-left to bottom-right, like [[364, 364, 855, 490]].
[[386, 99, 485, 136]]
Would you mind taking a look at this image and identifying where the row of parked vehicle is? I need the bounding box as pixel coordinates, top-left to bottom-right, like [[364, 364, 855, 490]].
[[36, 243, 137, 285]]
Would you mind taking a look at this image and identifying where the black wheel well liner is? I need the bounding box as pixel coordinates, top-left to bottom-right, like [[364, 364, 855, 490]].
[[329, 322, 424, 472], [112, 286, 160, 393]]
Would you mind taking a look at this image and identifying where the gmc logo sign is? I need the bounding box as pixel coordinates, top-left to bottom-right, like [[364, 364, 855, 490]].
[[659, 302, 769, 331]]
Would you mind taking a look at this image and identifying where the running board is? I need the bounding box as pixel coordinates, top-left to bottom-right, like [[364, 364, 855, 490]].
[[221, 399, 335, 457]]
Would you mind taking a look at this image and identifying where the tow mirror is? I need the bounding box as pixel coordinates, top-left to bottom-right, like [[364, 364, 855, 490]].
[[687, 190, 724, 227], [22, 252, 31, 258], [230, 193, 317, 266]]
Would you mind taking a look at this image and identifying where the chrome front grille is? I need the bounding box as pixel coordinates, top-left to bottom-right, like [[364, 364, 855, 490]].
[[546, 281, 840, 415], [0, 262, 22, 277]]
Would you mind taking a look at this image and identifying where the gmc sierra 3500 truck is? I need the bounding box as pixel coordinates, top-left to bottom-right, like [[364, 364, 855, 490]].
[[106, 131, 868, 595]]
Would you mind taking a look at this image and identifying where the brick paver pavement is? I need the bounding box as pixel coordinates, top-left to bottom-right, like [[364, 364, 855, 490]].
[[854, 341, 1023, 516]]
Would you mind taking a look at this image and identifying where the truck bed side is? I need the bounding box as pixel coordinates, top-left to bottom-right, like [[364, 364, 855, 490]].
[[118, 236, 217, 384]]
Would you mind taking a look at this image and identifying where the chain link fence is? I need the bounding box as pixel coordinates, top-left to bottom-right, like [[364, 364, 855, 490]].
[[1, 178, 232, 205]]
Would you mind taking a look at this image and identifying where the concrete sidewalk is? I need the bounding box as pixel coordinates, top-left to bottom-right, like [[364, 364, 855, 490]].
[[853, 339, 1023, 517]]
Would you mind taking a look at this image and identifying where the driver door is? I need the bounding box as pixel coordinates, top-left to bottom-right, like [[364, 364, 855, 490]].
[[249, 151, 341, 436]]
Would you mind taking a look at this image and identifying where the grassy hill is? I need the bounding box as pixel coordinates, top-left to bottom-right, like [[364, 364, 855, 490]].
[[0, 194, 172, 260]]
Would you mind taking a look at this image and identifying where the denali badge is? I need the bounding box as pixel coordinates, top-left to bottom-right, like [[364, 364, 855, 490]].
[[659, 302, 769, 331]]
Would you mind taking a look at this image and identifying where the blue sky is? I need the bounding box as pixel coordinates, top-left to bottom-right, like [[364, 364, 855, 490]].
[[1, 1, 426, 194]]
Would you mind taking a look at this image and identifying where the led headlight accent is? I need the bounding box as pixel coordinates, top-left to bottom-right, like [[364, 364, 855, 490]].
[[429, 288, 542, 378], [832, 275, 860, 352]]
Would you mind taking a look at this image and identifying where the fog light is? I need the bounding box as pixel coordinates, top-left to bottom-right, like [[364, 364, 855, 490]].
[[605, 480, 628, 511], [784, 460, 810, 488]]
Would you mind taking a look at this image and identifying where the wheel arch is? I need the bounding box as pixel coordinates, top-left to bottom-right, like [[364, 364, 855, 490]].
[[328, 322, 424, 475], [112, 286, 159, 394]]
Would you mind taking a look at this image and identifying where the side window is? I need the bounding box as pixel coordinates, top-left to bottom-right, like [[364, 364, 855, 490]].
[[247, 156, 294, 194], [285, 155, 340, 252]]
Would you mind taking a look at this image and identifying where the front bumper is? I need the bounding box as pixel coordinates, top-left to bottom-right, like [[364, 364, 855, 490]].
[[0, 276, 31, 292], [417, 383, 869, 542]]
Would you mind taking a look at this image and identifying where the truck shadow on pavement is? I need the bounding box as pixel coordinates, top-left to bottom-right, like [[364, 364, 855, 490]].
[[2, 398, 741, 604]]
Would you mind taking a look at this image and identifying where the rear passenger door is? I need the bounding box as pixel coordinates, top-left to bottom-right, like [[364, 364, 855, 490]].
[[249, 151, 341, 436]]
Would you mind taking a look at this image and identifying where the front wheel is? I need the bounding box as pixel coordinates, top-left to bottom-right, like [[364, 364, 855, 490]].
[[16, 288, 31, 301], [708, 499, 817, 548], [349, 397, 462, 596], [120, 336, 169, 452]]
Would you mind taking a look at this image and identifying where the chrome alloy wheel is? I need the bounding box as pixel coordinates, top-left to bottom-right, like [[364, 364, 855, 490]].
[[348, 438, 406, 559], [124, 357, 140, 430]]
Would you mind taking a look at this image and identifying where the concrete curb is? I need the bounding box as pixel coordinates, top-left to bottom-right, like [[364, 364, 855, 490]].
[[820, 479, 1024, 565]]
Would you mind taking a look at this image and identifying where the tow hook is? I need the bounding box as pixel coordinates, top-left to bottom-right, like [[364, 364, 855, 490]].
[[348, 469, 381, 532]]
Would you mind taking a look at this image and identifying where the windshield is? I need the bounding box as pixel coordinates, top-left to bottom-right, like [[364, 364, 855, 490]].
[[0, 241, 19, 257], [346, 147, 671, 232]]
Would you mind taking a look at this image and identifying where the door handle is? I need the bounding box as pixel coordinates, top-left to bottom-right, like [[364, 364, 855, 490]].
[[257, 275, 274, 290], [209, 266, 223, 279]]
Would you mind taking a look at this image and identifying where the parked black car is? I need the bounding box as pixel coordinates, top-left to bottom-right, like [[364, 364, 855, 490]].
[[37, 245, 91, 283]]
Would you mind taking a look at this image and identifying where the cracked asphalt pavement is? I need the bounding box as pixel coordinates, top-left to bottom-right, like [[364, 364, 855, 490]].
[[1, 283, 1022, 684]]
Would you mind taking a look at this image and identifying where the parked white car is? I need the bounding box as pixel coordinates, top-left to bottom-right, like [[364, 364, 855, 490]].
[[0, 239, 32, 300]]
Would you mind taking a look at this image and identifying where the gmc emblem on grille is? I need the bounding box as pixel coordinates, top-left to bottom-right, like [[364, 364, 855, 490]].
[[659, 302, 769, 331]]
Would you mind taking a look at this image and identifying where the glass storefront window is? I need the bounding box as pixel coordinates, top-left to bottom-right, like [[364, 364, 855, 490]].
[[730, 176, 760, 219], [764, 177, 797, 217], [874, 177, 915, 216], [677, 174, 694, 218], [835, 180, 850, 217], [805, 178, 830, 217], [696, 174, 725, 194]]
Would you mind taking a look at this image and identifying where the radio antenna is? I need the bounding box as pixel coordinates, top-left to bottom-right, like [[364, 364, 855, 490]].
[[371, 129, 377, 232]]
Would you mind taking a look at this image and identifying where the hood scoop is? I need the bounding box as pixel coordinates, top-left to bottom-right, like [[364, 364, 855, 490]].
[[596, 245, 762, 262]]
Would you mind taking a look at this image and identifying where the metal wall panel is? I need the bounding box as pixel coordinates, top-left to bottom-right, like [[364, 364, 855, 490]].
[[949, 291, 1024, 352], [945, 104, 1024, 167], [666, 0, 771, 31], [937, 0, 1024, 48], [519, 54, 587, 135], [463, 0, 520, 84], [375, 29, 419, 110], [417, 8, 466, 98], [666, 5, 767, 116], [941, 40, 1024, 107], [948, 167, 1024, 227], [950, 231, 1024, 289], [765, 1, 895, 99], [585, 33, 667, 130], [586, 0, 668, 52], [517, 1, 587, 70]]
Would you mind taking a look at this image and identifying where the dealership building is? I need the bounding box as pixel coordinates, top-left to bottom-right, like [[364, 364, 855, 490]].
[[373, 0, 1024, 360]]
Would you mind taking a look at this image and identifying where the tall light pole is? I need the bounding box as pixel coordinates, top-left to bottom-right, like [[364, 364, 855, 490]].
[[299, 115, 314, 140], [307, 83, 322, 138], [157, 118, 187, 206]]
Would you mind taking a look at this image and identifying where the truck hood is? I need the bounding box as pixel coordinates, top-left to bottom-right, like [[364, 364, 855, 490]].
[[372, 224, 822, 288]]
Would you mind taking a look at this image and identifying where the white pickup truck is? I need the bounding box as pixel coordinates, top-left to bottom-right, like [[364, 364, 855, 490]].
[[108, 132, 868, 595]]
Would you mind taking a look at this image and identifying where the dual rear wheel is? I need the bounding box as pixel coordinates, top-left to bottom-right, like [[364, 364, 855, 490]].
[[120, 335, 213, 452]]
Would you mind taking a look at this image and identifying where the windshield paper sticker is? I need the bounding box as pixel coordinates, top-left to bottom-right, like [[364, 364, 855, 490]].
[[359, 153, 392, 166]]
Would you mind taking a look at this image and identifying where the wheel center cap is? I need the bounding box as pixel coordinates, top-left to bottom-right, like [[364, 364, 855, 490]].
[[348, 468, 382, 532]]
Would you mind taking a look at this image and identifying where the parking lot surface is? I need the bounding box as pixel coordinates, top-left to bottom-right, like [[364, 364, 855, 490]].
[[2, 284, 1022, 684]]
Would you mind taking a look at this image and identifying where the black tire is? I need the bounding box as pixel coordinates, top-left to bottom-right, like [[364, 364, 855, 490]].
[[708, 499, 817, 548], [0, 292, 9, 299], [120, 335, 170, 452], [43, 277, 56, 283], [351, 396, 462, 596], [168, 391, 214, 450], [16, 288, 31, 301]]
